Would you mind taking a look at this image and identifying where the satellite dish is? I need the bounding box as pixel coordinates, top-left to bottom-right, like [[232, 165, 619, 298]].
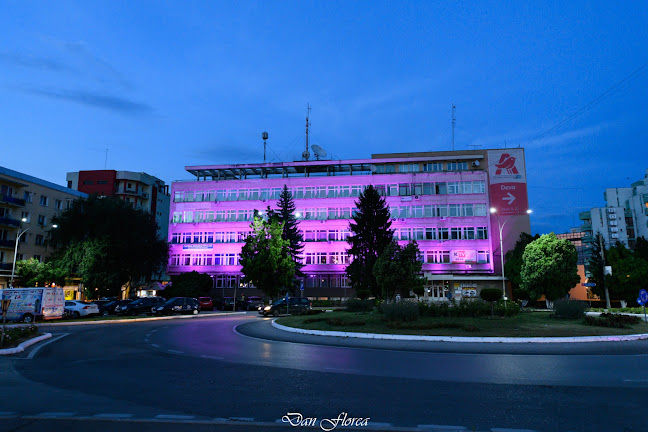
[[302, 150, 310, 161], [311, 145, 327, 160]]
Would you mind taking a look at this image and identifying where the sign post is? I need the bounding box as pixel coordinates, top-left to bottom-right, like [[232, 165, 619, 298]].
[[638, 289, 648, 324], [1, 299, 11, 348], [285, 292, 289, 315]]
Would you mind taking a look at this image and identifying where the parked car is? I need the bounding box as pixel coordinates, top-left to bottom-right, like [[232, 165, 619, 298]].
[[259, 297, 311, 317], [64, 300, 100, 319], [98, 299, 133, 316], [115, 297, 166, 315], [243, 296, 264, 311], [198, 297, 214, 311], [154, 297, 200, 315], [213, 297, 245, 311]]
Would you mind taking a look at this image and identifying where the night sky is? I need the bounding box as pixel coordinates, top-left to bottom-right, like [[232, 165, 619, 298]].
[[1, 1, 647, 234]]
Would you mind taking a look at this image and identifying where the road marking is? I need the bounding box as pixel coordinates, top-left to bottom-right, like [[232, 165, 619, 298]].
[[167, 349, 184, 354], [200, 355, 224, 360], [367, 422, 393, 428], [34, 412, 75, 417], [155, 414, 196, 420], [324, 367, 363, 373], [26, 333, 69, 359], [417, 425, 467, 430], [151, 344, 160, 348], [229, 417, 255, 422], [492, 429, 537, 432], [150, 329, 158, 333], [624, 379, 648, 382], [94, 413, 134, 418], [144, 338, 149, 343]]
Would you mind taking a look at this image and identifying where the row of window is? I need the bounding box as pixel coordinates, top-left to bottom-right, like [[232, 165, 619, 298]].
[[172, 202, 488, 224], [207, 274, 353, 289], [375, 161, 470, 173], [169, 249, 490, 267], [172, 180, 486, 203]]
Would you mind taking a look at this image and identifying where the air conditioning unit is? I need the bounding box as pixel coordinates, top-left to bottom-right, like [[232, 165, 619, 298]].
[[391, 218, 397, 221], [399, 218, 405, 221], [262, 199, 267, 202], [608, 214, 617, 219], [414, 195, 420, 200], [471, 160, 480, 167], [608, 208, 616, 213], [611, 233, 619, 239]]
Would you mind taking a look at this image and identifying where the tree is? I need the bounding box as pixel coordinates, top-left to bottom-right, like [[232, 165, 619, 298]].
[[240, 216, 295, 299], [480, 288, 503, 316], [267, 185, 304, 294], [16, 258, 68, 287], [374, 240, 425, 300], [165, 271, 212, 299], [504, 232, 540, 300], [346, 185, 393, 299], [585, 234, 606, 299], [605, 243, 648, 304], [49, 196, 169, 299], [634, 236, 648, 262], [520, 233, 580, 302]]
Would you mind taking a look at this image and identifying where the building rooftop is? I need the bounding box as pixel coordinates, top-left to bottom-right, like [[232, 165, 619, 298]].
[[0, 166, 87, 198]]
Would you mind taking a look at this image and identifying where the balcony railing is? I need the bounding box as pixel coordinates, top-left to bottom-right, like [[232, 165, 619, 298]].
[[0, 239, 15, 249], [0, 216, 21, 227], [0, 263, 13, 271], [0, 195, 26, 207]]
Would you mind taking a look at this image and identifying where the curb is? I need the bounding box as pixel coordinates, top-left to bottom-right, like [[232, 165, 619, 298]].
[[271, 321, 648, 344], [0, 333, 52, 355], [26, 311, 248, 327]]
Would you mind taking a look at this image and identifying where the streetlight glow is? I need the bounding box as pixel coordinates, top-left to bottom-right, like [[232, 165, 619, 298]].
[[526, 209, 533, 214], [490, 207, 497, 213]]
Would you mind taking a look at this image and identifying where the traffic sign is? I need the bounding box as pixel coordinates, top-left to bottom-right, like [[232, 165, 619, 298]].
[[639, 289, 648, 304], [637, 297, 644, 306], [582, 283, 596, 287], [1, 299, 10, 313]]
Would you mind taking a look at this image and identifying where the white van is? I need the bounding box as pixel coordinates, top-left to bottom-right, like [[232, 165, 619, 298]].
[[0, 287, 65, 323]]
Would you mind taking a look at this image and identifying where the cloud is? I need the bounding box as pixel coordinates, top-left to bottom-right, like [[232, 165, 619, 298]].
[[62, 41, 131, 90], [0, 52, 71, 72], [19, 86, 152, 115]]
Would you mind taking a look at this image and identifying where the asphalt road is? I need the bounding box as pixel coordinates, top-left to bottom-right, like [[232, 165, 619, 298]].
[[1, 313, 647, 432]]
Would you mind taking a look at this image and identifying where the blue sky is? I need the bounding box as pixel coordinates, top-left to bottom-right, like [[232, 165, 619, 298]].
[[1, 1, 647, 234]]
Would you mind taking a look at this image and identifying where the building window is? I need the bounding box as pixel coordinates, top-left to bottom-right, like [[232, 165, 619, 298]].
[[450, 228, 462, 240], [55, 199, 63, 210], [24, 192, 33, 203], [33, 255, 42, 262], [476, 227, 488, 239], [423, 163, 444, 172], [21, 212, 30, 223], [399, 164, 419, 173], [447, 162, 468, 171], [40, 195, 49, 206], [439, 228, 449, 240], [425, 228, 436, 240], [477, 250, 489, 263], [35, 235, 44, 245], [83, 180, 94, 185], [37, 215, 46, 225]]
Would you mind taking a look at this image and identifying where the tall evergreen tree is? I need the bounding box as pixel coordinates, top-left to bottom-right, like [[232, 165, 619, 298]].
[[267, 185, 304, 294], [585, 234, 606, 299], [346, 185, 393, 299]]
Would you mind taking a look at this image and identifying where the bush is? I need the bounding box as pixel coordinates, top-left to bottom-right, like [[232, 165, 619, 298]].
[[302, 317, 365, 326], [553, 299, 588, 319], [417, 299, 519, 318], [584, 315, 630, 328], [0, 325, 39, 348], [345, 298, 374, 312], [381, 301, 419, 322], [480, 288, 503, 303], [494, 301, 521, 317]]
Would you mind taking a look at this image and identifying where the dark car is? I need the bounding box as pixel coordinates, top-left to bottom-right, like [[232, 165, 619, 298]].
[[214, 297, 245, 311], [259, 297, 311, 317], [98, 299, 133, 316], [115, 297, 166, 315], [198, 297, 214, 311], [153, 297, 199, 315], [242, 296, 264, 311]]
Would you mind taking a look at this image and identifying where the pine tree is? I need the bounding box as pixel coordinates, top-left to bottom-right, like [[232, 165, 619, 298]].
[[268, 185, 304, 294], [585, 234, 606, 299], [346, 185, 394, 299]]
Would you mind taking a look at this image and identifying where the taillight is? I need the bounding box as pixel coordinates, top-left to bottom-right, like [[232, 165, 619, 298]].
[[83, 306, 90, 309]]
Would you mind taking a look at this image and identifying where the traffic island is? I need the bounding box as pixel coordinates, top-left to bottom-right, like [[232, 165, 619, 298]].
[[273, 311, 648, 342], [0, 326, 51, 355]]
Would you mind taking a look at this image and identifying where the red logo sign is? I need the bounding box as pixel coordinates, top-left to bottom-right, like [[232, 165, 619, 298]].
[[494, 153, 519, 175]]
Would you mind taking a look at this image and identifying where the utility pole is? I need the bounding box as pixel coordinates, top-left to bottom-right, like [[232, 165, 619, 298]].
[[262, 131, 268, 163], [599, 232, 611, 309], [451, 104, 456, 151]]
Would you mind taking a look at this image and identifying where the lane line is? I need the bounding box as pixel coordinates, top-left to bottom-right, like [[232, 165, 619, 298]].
[[26, 333, 69, 359], [151, 344, 160, 348], [155, 414, 196, 420], [623, 379, 648, 382], [200, 355, 224, 360], [94, 413, 134, 418], [167, 349, 184, 354], [417, 425, 467, 430], [324, 367, 363, 373], [229, 417, 255, 421], [491, 429, 537, 432], [33, 412, 76, 417]]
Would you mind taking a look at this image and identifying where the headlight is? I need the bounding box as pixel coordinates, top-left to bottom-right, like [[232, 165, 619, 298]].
[[264, 306, 271, 311]]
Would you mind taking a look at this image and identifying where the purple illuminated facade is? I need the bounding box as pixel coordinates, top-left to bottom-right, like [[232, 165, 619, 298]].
[[168, 149, 531, 300]]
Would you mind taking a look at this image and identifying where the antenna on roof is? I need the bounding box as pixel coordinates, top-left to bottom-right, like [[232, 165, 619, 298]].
[[262, 131, 268, 162], [451, 104, 456, 151], [303, 104, 311, 161]]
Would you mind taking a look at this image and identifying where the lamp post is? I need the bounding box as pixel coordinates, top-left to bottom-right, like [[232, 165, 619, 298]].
[[489, 208, 532, 307], [10, 219, 31, 287]]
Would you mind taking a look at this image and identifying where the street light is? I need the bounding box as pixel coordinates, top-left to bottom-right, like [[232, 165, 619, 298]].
[[489, 208, 532, 307], [10, 219, 58, 287]]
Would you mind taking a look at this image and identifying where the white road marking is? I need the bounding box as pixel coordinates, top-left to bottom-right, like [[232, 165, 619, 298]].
[[154, 414, 196, 420], [229, 417, 255, 421], [367, 422, 393, 427], [150, 329, 158, 333], [200, 354, 224, 360], [34, 412, 75, 417], [167, 349, 184, 354], [624, 379, 648, 382], [151, 344, 160, 348], [26, 333, 69, 359], [324, 367, 363, 373], [94, 413, 134, 418], [492, 429, 537, 432]]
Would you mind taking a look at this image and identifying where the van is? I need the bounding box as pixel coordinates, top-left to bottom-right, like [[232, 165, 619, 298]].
[[0, 287, 65, 323]]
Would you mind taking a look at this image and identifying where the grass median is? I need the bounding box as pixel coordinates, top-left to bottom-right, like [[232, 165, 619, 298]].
[[276, 311, 648, 337]]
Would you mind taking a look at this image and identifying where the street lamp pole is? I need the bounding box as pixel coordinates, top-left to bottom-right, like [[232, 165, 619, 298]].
[[10, 222, 31, 287]]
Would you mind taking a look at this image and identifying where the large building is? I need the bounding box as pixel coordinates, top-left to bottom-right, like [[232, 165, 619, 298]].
[[167, 149, 531, 300], [66, 170, 171, 240], [0, 166, 87, 288], [579, 169, 648, 250]]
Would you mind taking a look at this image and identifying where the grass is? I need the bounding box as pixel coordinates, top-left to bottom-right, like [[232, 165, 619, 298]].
[[0, 325, 41, 349], [276, 311, 648, 337]]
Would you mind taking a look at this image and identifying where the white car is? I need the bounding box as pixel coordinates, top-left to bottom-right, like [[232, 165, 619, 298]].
[[64, 301, 100, 319]]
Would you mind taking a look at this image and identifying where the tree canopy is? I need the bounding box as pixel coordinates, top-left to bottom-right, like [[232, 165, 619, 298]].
[[267, 185, 304, 294], [374, 240, 425, 300], [15, 258, 68, 288], [165, 271, 212, 299], [346, 185, 393, 299], [504, 232, 540, 300], [49, 196, 169, 298], [239, 216, 295, 299], [520, 233, 580, 302], [605, 242, 648, 304]]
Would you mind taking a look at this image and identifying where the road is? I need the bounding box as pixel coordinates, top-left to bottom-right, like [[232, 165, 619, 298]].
[[1, 313, 647, 432]]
